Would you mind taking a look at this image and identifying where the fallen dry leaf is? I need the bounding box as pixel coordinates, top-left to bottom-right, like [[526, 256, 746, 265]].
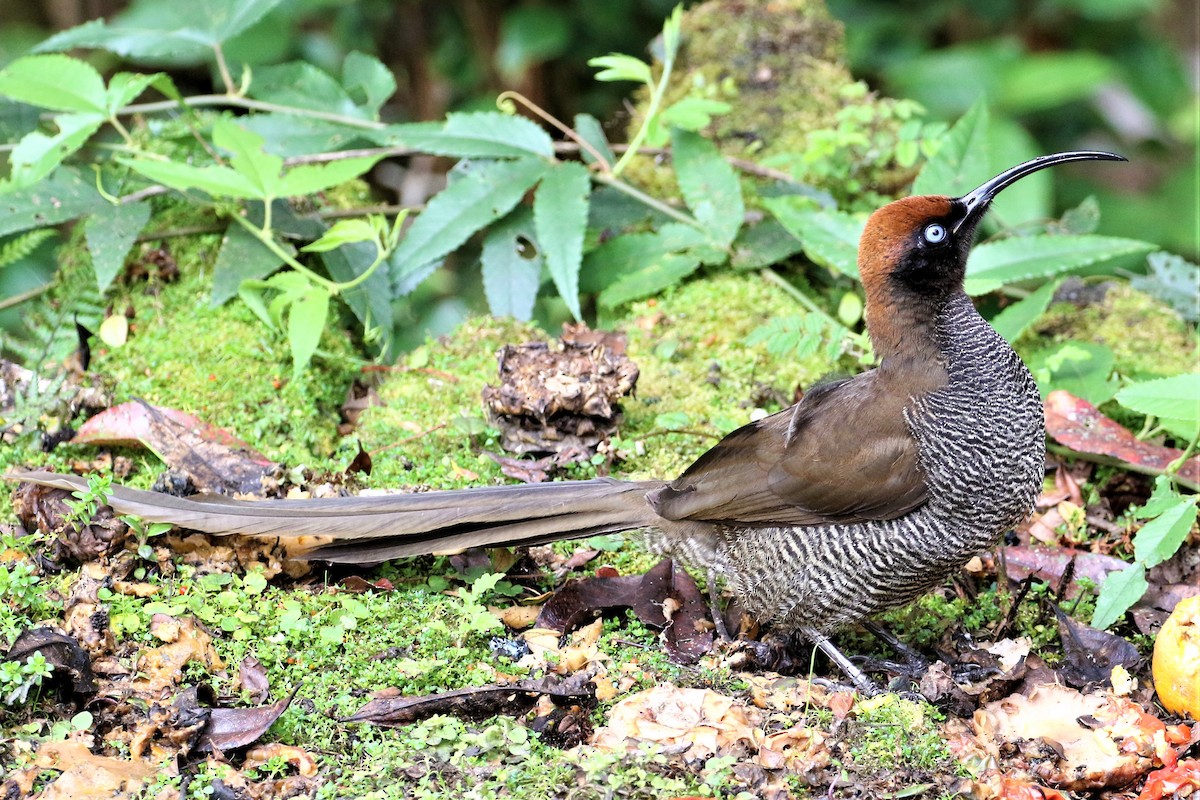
[[131, 616, 225, 698], [3, 627, 95, 697], [948, 684, 1170, 791], [71, 399, 279, 494], [592, 685, 759, 761], [198, 685, 299, 752], [1045, 391, 1200, 484], [244, 742, 320, 777], [1054, 606, 1142, 689], [23, 739, 157, 800]]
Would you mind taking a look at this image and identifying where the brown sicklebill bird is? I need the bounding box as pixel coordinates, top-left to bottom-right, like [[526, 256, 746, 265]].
[[13, 151, 1125, 693]]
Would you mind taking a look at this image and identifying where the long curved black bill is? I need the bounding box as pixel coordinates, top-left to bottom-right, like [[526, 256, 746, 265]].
[[952, 150, 1127, 233]]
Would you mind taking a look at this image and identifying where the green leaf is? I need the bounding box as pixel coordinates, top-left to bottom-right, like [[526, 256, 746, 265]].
[[987, 115, 1048, 228], [0, 168, 111, 235], [34, 0, 289, 62], [389, 158, 550, 287], [287, 288, 329, 379], [913, 99, 991, 198], [497, 6, 570, 79], [661, 97, 732, 131], [342, 51, 395, 116], [998, 52, 1113, 115], [0, 229, 56, 269], [84, 201, 151, 292], [481, 209, 542, 321], [239, 115, 372, 158], [0, 55, 106, 114], [672, 128, 742, 248], [1029, 341, 1118, 405], [730, 218, 805, 270], [1090, 562, 1146, 630], [588, 54, 652, 84], [599, 251, 703, 309], [212, 222, 283, 305], [277, 156, 382, 197], [301, 219, 378, 253], [379, 113, 554, 159], [105, 72, 162, 113], [121, 157, 257, 198], [763, 198, 863, 279], [321, 240, 393, 349], [1132, 499, 1198, 569], [965, 235, 1156, 295], [989, 279, 1059, 344], [533, 161, 590, 320], [1116, 373, 1200, 428], [249, 61, 363, 119], [573, 113, 615, 169], [215, 118, 283, 198], [1131, 252, 1199, 322], [5, 113, 105, 189]]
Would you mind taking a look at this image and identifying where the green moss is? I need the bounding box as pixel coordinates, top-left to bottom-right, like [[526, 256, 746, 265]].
[[1025, 284, 1198, 380], [623, 0, 930, 210]]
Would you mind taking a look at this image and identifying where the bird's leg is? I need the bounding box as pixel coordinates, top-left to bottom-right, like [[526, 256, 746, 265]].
[[706, 568, 731, 642], [860, 620, 929, 675], [798, 625, 880, 697]]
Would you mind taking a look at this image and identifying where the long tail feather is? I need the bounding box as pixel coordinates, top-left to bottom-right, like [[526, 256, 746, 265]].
[[7, 471, 663, 563]]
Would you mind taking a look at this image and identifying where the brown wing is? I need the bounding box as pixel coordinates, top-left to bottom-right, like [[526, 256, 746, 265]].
[[646, 368, 934, 526]]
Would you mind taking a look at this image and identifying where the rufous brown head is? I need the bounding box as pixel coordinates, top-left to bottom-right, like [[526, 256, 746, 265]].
[[858, 151, 1127, 304]]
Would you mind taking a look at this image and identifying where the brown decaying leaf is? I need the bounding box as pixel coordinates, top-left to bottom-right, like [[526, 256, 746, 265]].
[[243, 743, 320, 778], [4, 740, 157, 800], [70, 399, 279, 495], [534, 558, 713, 663], [483, 323, 639, 458], [198, 685, 300, 752], [131, 615, 225, 698], [12, 480, 129, 563], [1045, 390, 1200, 484], [343, 671, 595, 727], [4, 627, 96, 695], [1003, 545, 1130, 595], [947, 684, 1173, 792], [237, 655, 270, 704], [1053, 605, 1143, 689]]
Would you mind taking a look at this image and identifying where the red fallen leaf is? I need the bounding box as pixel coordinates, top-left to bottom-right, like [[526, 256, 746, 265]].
[[1137, 759, 1200, 800], [72, 399, 277, 495], [1003, 545, 1130, 592], [1044, 391, 1200, 484]]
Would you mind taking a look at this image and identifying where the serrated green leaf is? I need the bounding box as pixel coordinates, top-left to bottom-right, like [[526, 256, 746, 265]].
[[321, 240, 393, 349], [301, 219, 377, 253], [599, 251, 702, 309], [730, 218, 805, 270], [84, 201, 151, 292], [237, 282, 272, 328], [913, 99, 991, 198], [342, 51, 395, 116], [987, 114, 1048, 227], [989, 279, 1059, 344], [1090, 562, 1146, 630], [5, 113, 105, 189], [481, 209, 542, 321], [533, 161, 590, 320], [239, 115, 371, 157], [105, 72, 162, 113], [573, 113, 615, 169], [965, 235, 1156, 295], [0, 55, 106, 114], [1132, 500, 1197, 568], [278, 156, 382, 197], [212, 222, 283, 305], [287, 288, 329, 379], [120, 156, 258, 198], [1136, 476, 1184, 520], [0, 168, 110, 234], [378, 113, 554, 159], [661, 97, 732, 131], [35, 0, 289, 62], [763, 198, 863, 279], [588, 54, 652, 84], [1028, 341, 1117, 405], [1131, 252, 1199, 322], [1116, 373, 1200, 426], [215, 119, 283, 198], [389, 158, 550, 287], [249, 61, 363, 119], [671, 128, 742, 248]]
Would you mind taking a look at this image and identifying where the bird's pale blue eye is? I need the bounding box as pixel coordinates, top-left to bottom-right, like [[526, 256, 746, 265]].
[[923, 223, 947, 244]]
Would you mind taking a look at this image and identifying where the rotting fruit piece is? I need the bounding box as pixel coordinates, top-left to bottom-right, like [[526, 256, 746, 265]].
[[1153, 595, 1200, 719]]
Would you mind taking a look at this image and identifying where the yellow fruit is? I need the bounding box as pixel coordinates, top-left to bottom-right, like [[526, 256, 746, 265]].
[[1153, 595, 1200, 719]]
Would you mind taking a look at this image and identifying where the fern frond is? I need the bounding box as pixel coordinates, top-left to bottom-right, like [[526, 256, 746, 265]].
[[0, 229, 57, 270]]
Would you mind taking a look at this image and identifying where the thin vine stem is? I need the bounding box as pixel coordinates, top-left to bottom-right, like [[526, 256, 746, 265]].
[[227, 213, 338, 292], [759, 268, 843, 330], [496, 91, 611, 171], [118, 94, 387, 130], [591, 172, 703, 230]]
